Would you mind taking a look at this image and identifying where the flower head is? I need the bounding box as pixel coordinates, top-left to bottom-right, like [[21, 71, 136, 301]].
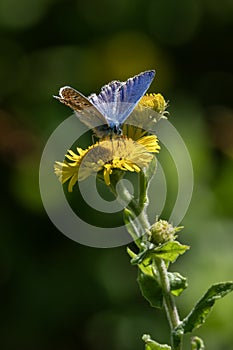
[[54, 134, 160, 191], [139, 93, 167, 114], [149, 219, 183, 245], [126, 93, 168, 132]]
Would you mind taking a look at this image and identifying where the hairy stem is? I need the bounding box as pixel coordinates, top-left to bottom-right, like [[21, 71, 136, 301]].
[[113, 178, 183, 349], [110, 180, 150, 238], [153, 258, 182, 350]]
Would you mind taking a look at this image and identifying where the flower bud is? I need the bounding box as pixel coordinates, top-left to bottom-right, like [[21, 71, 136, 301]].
[[149, 219, 183, 245]]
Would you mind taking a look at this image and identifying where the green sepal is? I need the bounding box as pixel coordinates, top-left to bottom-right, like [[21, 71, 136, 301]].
[[137, 271, 163, 308], [168, 272, 188, 296], [191, 336, 205, 350], [176, 281, 233, 334], [142, 334, 171, 350]]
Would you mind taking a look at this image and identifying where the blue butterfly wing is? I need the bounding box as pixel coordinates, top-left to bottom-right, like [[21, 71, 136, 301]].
[[88, 81, 122, 124], [88, 70, 155, 127], [55, 70, 155, 138], [115, 70, 156, 124]]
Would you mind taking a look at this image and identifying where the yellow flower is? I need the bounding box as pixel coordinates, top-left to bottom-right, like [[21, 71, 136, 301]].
[[54, 135, 160, 191], [138, 93, 167, 114], [126, 93, 168, 132]]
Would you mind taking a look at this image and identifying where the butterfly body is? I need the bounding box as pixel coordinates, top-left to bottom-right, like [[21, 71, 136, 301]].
[[54, 70, 155, 138]]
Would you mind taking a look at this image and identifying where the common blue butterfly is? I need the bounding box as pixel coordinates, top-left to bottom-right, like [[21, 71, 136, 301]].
[[54, 70, 155, 138]]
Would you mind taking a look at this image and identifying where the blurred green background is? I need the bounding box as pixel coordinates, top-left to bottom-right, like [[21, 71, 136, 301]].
[[1, 0, 233, 349]]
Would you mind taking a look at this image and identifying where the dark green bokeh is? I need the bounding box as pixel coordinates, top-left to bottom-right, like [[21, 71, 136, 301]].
[[0, 0, 233, 349]]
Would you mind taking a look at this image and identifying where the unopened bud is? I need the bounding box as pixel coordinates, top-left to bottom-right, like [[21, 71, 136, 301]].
[[149, 219, 183, 245]]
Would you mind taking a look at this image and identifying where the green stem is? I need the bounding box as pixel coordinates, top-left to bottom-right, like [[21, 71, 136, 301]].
[[128, 197, 183, 348], [126, 198, 183, 349], [111, 177, 183, 349], [153, 258, 182, 350], [110, 180, 150, 239]]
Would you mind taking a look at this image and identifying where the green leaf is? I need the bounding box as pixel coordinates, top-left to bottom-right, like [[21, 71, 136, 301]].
[[144, 157, 157, 185], [127, 247, 153, 277], [124, 209, 141, 246], [126, 246, 136, 259], [168, 272, 188, 296], [128, 241, 189, 277], [139, 169, 148, 208], [142, 334, 171, 350], [130, 246, 152, 265], [124, 208, 136, 226], [137, 271, 163, 308], [130, 241, 189, 266], [179, 282, 233, 333], [191, 336, 205, 350], [139, 157, 157, 207], [154, 241, 189, 262]]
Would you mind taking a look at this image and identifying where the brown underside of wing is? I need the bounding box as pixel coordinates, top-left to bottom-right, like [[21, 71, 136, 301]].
[[58, 88, 93, 112]]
